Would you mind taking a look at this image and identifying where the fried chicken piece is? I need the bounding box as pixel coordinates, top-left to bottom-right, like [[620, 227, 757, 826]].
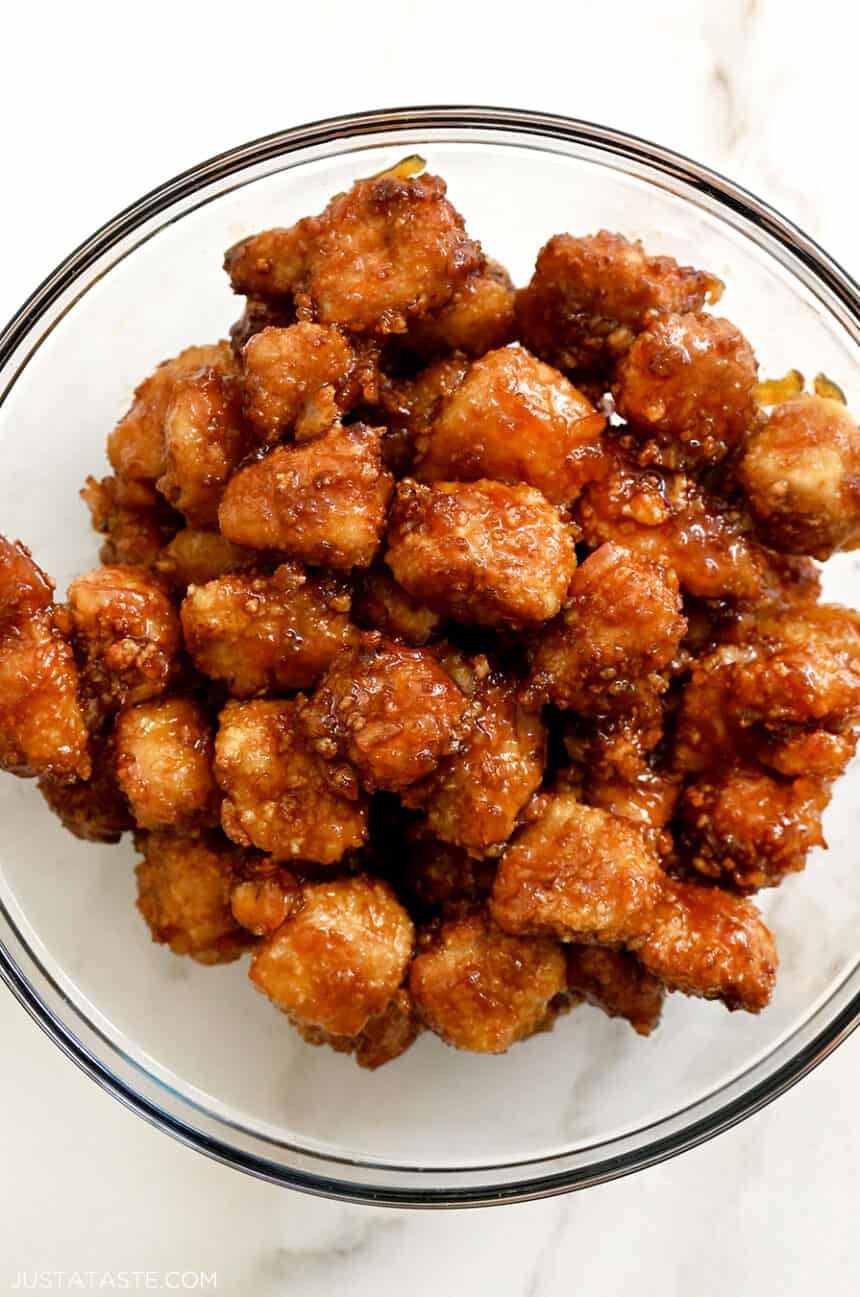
[[414, 343, 606, 504], [631, 881, 777, 1012], [678, 769, 828, 890], [108, 342, 235, 483], [738, 395, 860, 558], [180, 562, 356, 696], [584, 766, 681, 831], [299, 633, 469, 794], [241, 323, 378, 442], [295, 988, 421, 1069], [155, 529, 259, 591], [249, 876, 414, 1036], [402, 674, 546, 855], [528, 543, 686, 711], [214, 698, 368, 863], [67, 566, 181, 716], [577, 451, 763, 599], [614, 313, 758, 468], [157, 365, 252, 527], [115, 697, 219, 829], [755, 728, 857, 780], [0, 537, 89, 781], [585, 688, 667, 780], [565, 946, 665, 1035], [352, 564, 442, 645], [386, 478, 577, 628], [515, 231, 722, 375], [229, 293, 296, 358], [81, 475, 179, 567], [376, 352, 471, 475], [409, 910, 566, 1053], [490, 794, 664, 944], [405, 260, 516, 357], [135, 828, 251, 964], [219, 423, 393, 568], [230, 867, 300, 937], [226, 173, 481, 335], [39, 731, 132, 842]]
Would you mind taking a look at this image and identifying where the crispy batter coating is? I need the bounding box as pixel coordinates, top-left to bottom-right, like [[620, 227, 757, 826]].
[[249, 876, 414, 1036], [180, 562, 355, 696], [230, 867, 300, 937], [0, 538, 90, 781], [409, 910, 566, 1053], [39, 731, 132, 842], [386, 478, 577, 628], [584, 767, 681, 831], [214, 698, 368, 863], [157, 365, 252, 527], [67, 565, 181, 715], [229, 293, 296, 357], [108, 342, 235, 483], [738, 395, 860, 558], [115, 697, 218, 829], [565, 946, 664, 1035], [295, 987, 421, 1069], [219, 423, 393, 568], [673, 605, 860, 777], [491, 794, 664, 944], [405, 260, 516, 357], [155, 529, 259, 591], [81, 475, 179, 567], [632, 881, 777, 1012], [515, 231, 722, 375], [614, 313, 758, 467], [299, 633, 469, 793], [678, 769, 828, 890], [402, 674, 546, 855], [135, 828, 251, 964], [528, 543, 686, 711], [241, 323, 378, 442], [577, 451, 763, 599], [226, 174, 481, 335], [352, 564, 442, 645], [414, 343, 606, 503]]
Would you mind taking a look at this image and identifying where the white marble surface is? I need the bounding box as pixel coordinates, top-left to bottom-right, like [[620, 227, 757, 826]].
[[2, 0, 860, 1291]]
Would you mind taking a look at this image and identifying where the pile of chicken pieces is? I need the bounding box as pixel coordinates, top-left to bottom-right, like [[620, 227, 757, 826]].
[[3, 162, 860, 1067]]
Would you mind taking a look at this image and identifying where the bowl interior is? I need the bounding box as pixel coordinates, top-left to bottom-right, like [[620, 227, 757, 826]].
[[2, 126, 860, 1185]]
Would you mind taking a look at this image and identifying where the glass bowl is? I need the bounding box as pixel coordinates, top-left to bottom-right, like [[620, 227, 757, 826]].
[[2, 106, 860, 1209]]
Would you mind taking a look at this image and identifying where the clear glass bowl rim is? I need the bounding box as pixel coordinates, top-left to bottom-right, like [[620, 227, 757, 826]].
[[3, 104, 860, 1209]]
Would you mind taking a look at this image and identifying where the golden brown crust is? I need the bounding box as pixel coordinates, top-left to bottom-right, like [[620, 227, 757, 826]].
[[67, 565, 181, 718], [299, 633, 469, 794], [295, 987, 422, 1069], [614, 313, 758, 468], [738, 395, 860, 558], [157, 365, 252, 527], [631, 881, 777, 1012], [218, 423, 394, 568], [249, 876, 414, 1035], [405, 260, 516, 357], [230, 867, 300, 937], [115, 697, 219, 829], [385, 478, 577, 628], [135, 829, 252, 964], [180, 562, 356, 696], [491, 794, 665, 944], [414, 343, 606, 503], [214, 698, 368, 863], [515, 231, 722, 375], [528, 542, 686, 711], [402, 674, 546, 855], [565, 946, 665, 1035], [108, 342, 235, 484], [409, 910, 566, 1053], [155, 529, 259, 591], [0, 538, 90, 781]]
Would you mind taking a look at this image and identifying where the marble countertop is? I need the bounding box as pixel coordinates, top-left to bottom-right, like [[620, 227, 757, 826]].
[[2, 0, 858, 1291]]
